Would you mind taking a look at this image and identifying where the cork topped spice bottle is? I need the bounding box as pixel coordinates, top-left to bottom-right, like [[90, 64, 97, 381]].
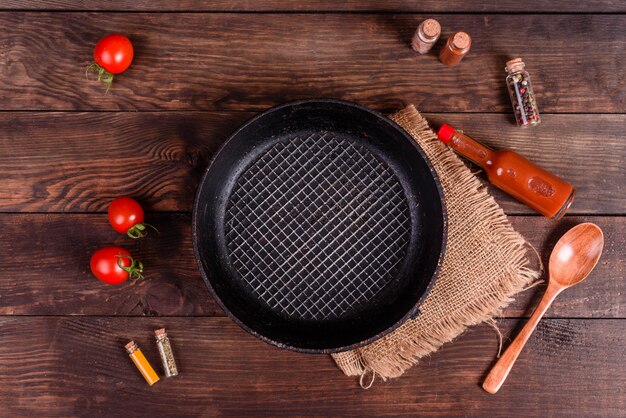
[[411, 19, 441, 54], [439, 32, 471, 66], [155, 328, 179, 378], [505, 58, 541, 127], [125, 341, 160, 386]]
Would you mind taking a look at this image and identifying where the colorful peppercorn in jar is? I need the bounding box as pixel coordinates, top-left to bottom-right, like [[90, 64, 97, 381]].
[[505, 58, 541, 127], [439, 31, 471, 66], [411, 19, 441, 54]]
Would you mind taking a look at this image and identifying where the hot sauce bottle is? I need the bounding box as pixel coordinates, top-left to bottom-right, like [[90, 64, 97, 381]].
[[437, 124, 575, 219]]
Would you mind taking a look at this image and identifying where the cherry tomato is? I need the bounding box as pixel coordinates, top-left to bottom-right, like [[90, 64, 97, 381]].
[[93, 34, 134, 74], [87, 34, 133, 92], [90, 246, 143, 285], [108, 197, 149, 238]]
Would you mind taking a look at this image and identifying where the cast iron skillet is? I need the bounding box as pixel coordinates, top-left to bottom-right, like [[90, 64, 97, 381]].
[[193, 99, 446, 353]]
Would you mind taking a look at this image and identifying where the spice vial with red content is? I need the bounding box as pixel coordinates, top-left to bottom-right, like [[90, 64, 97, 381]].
[[437, 124, 575, 219], [439, 32, 471, 66]]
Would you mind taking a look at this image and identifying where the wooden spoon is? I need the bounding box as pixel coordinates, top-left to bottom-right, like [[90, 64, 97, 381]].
[[482, 223, 604, 394]]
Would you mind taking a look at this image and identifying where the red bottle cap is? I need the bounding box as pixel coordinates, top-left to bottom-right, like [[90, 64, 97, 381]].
[[437, 124, 456, 144]]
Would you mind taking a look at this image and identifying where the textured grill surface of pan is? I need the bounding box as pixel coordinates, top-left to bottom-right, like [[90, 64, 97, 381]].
[[225, 132, 411, 321]]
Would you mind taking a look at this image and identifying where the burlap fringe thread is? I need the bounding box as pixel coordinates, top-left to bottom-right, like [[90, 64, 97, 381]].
[[331, 106, 541, 387]]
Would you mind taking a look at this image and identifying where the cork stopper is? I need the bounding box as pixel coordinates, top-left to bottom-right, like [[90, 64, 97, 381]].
[[452, 32, 471, 50], [421, 19, 441, 39], [505, 57, 525, 73], [154, 328, 167, 340], [125, 340, 138, 354]]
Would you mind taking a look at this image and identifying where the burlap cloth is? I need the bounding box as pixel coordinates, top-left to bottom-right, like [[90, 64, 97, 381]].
[[332, 105, 540, 386]]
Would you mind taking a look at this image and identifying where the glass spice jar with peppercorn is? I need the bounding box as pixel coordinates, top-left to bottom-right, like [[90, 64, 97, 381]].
[[506, 58, 541, 127]]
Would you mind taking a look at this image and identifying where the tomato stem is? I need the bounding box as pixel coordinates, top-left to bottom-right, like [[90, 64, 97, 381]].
[[126, 223, 159, 239], [116, 254, 144, 280], [86, 63, 114, 93]]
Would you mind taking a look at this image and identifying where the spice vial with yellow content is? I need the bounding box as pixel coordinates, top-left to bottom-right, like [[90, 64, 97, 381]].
[[125, 341, 160, 385]]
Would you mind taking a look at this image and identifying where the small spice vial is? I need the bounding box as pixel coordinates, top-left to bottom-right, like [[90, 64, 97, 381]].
[[125, 341, 160, 386], [505, 58, 541, 127], [439, 31, 471, 66], [155, 328, 179, 377], [411, 19, 441, 54]]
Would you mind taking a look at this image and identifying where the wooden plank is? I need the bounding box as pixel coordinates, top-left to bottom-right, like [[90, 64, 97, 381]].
[[0, 13, 624, 112], [0, 112, 249, 212], [0, 316, 623, 416], [1, 0, 623, 12], [423, 113, 626, 215], [506, 216, 625, 318], [0, 214, 622, 318], [0, 213, 221, 316], [0, 112, 623, 213]]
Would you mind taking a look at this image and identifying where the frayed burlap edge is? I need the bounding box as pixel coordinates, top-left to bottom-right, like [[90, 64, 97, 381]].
[[331, 105, 541, 384]]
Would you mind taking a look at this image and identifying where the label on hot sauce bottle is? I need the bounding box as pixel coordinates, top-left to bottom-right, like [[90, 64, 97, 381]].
[[528, 176, 555, 197], [437, 124, 575, 219]]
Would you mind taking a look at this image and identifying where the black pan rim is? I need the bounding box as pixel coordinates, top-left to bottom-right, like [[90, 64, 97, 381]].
[[192, 98, 447, 354]]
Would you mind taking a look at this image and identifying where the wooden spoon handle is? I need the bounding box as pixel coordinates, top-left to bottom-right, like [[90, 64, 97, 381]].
[[482, 284, 562, 394]]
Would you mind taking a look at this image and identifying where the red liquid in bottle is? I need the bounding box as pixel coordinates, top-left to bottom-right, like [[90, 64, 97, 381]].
[[437, 124, 575, 219]]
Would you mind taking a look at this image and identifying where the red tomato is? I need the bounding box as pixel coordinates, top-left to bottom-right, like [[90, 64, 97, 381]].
[[93, 34, 134, 74], [90, 246, 143, 285], [108, 196, 148, 238]]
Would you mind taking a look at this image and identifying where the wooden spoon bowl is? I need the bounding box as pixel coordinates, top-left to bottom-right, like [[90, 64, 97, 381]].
[[549, 223, 604, 287], [482, 223, 604, 394]]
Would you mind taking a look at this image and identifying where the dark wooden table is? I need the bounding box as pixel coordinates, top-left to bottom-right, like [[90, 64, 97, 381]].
[[0, 1, 624, 416]]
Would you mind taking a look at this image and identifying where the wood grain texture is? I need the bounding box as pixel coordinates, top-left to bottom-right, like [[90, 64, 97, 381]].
[[0, 213, 220, 316], [505, 216, 624, 318], [424, 113, 626, 215], [0, 13, 624, 112], [0, 112, 249, 212], [0, 214, 622, 317], [485, 224, 605, 396], [0, 112, 623, 213], [0, 316, 623, 417], [0, 3, 623, 416], [2, 0, 624, 12]]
